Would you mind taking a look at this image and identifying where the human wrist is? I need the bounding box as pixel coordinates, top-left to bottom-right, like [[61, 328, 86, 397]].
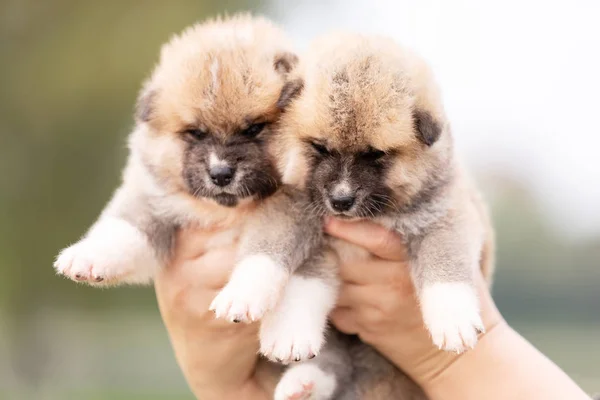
[[361, 279, 505, 391], [187, 357, 280, 400], [422, 319, 511, 398]]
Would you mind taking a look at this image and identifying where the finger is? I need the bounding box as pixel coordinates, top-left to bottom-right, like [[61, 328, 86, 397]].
[[338, 257, 411, 286], [173, 226, 229, 261], [335, 283, 375, 308], [161, 246, 237, 289], [155, 246, 239, 321], [330, 307, 360, 335], [324, 217, 407, 261], [186, 247, 238, 288]]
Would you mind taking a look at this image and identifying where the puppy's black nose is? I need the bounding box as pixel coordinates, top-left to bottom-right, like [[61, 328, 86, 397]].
[[209, 166, 235, 187], [330, 195, 355, 212]]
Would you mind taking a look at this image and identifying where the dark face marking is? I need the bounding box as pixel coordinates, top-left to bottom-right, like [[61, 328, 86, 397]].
[[305, 141, 396, 219], [305, 140, 451, 219], [182, 125, 280, 207]]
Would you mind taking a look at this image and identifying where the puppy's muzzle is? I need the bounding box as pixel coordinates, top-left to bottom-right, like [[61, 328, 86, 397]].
[[329, 194, 356, 212], [209, 165, 235, 187]]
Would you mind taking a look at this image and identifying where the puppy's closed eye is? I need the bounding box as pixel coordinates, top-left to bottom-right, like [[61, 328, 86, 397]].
[[240, 122, 267, 139], [360, 148, 386, 161], [184, 128, 208, 140], [309, 141, 330, 156]]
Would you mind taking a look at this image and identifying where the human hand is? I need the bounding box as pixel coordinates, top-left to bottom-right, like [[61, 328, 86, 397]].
[[154, 228, 280, 400], [324, 217, 504, 390]]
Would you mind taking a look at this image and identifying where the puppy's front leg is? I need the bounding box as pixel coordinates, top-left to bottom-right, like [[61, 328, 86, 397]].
[[210, 189, 321, 323], [54, 185, 174, 286], [259, 249, 339, 364], [411, 213, 485, 353], [209, 252, 291, 323]]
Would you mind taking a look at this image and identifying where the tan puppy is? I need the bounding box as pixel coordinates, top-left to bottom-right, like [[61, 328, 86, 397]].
[[54, 15, 338, 364], [275, 33, 494, 399]]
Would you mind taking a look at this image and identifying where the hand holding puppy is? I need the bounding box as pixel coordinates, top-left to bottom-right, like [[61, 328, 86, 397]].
[[324, 218, 502, 389], [154, 227, 279, 400]]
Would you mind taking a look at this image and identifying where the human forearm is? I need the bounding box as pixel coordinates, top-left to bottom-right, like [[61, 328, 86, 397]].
[[424, 321, 590, 400]]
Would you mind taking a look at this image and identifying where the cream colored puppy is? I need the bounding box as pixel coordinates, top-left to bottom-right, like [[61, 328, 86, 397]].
[[275, 33, 495, 399], [54, 15, 337, 365]]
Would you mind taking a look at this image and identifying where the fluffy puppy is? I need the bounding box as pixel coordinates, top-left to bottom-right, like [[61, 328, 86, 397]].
[[274, 33, 495, 399], [54, 15, 337, 363]]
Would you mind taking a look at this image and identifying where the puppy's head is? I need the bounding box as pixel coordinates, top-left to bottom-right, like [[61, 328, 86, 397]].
[[280, 34, 452, 219], [132, 14, 301, 207]]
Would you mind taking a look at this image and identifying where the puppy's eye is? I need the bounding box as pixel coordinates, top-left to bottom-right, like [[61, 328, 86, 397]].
[[241, 123, 266, 138], [184, 128, 207, 140], [310, 141, 330, 155], [361, 149, 386, 161]]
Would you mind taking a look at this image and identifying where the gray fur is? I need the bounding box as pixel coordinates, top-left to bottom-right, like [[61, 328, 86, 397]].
[[296, 331, 426, 400], [240, 187, 324, 274]]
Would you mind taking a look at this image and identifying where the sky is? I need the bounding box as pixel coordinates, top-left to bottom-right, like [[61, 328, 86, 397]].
[[269, 0, 600, 238]]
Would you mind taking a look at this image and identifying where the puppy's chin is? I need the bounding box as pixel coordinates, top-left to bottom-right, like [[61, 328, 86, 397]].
[[213, 193, 240, 208], [328, 212, 362, 221]]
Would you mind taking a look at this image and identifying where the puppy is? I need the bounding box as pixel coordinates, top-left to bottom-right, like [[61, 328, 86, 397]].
[[274, 33, 495, 399], [53, 15, 337, 363]]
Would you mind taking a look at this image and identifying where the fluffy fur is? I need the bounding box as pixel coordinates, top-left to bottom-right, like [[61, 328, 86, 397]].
[[276, 33, 495, 399], [54, 14, 337, 364]]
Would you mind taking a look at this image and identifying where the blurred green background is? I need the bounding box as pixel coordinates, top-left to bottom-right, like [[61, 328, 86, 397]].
[[1, 0, 598, 399]]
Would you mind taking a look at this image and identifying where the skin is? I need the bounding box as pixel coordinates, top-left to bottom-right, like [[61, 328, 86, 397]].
[[154, 228, 280, 400], [155, 222, 591, 400]]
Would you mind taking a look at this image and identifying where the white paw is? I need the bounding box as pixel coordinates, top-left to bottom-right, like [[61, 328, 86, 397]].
[[421, 282, 484, 353], [275, 364, 336, 400], [260, 276, 335, 364], [260, 313, 324, 364], [54, 218, 158, 285], [210, 254, 288, 323]]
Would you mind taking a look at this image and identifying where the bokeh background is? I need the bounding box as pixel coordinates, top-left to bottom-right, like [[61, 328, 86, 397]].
[[1, 0, 598, 399]]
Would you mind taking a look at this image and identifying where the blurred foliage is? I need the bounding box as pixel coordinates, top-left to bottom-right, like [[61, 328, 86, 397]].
[[0, 0, 598, 398]]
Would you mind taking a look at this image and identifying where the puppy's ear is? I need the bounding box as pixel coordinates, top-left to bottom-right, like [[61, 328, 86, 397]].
[[413, 109, 441, 146], [274, 52, 299, 75], [277, 78, 304, 110], [135, 88, 156, 123]]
